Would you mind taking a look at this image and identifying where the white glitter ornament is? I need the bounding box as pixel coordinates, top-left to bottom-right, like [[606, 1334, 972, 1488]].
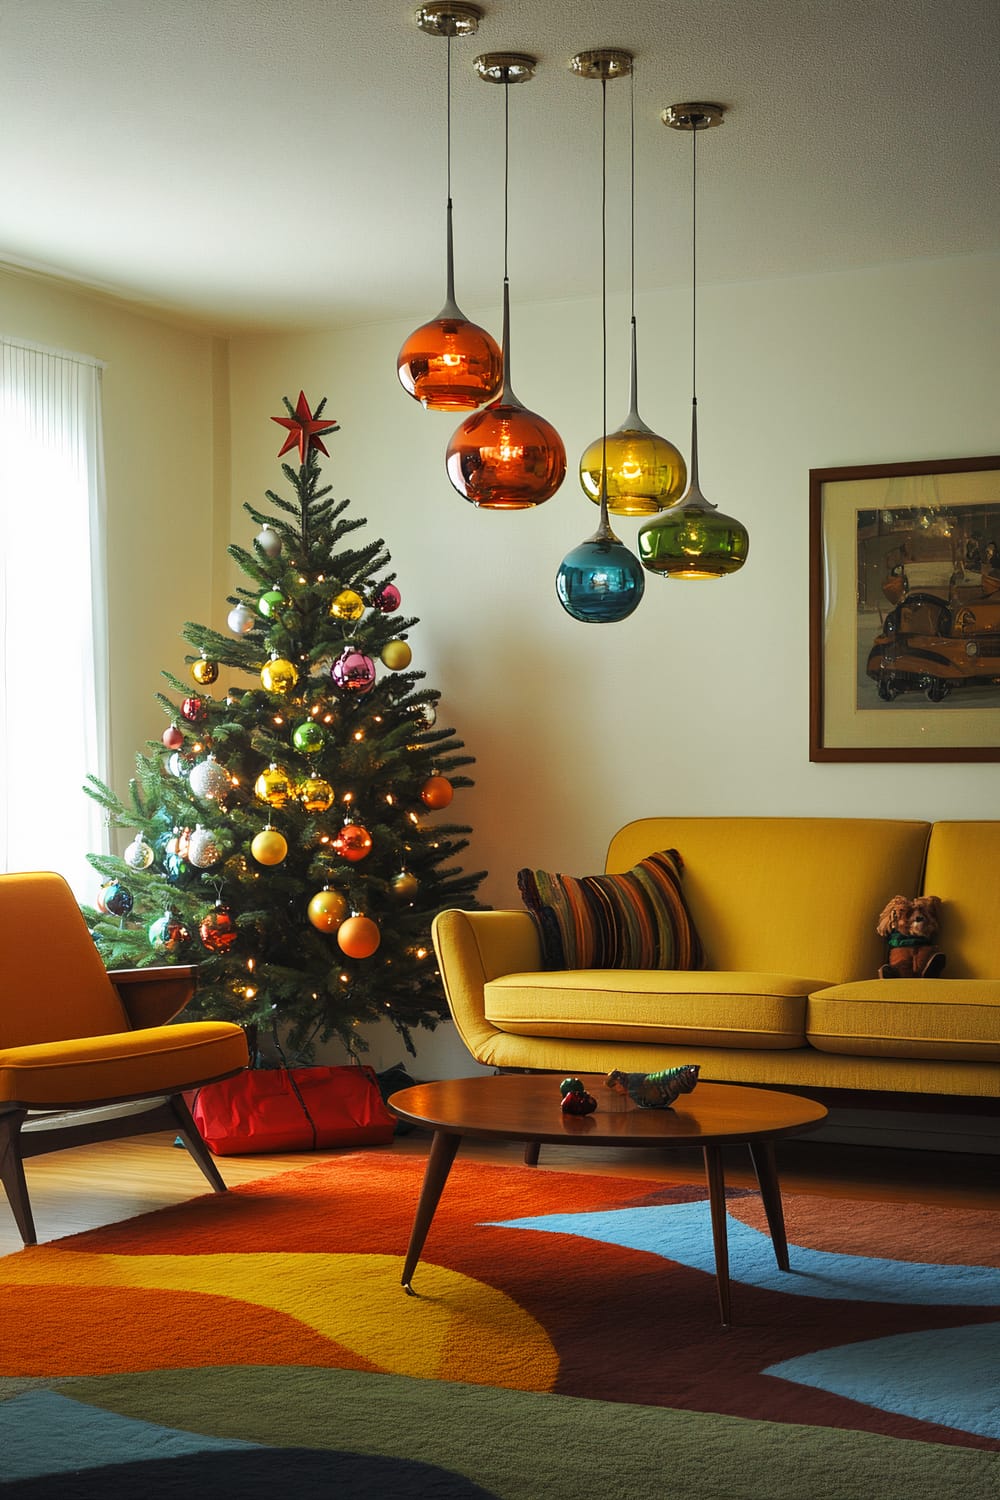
[[188, 825, 222, 868], [123, 834, 154, 871], [189, 755, 230, 801]]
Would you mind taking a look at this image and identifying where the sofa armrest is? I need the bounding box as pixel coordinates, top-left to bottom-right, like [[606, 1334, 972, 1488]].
[[111, 966, 198, 1029], [432, 910, 542, 1064]]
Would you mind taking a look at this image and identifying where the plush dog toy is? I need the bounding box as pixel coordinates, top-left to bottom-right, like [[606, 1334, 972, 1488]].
[[876, 895, 946, 978]]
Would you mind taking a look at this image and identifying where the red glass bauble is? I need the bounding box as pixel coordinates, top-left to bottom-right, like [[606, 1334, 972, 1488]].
[[181, 696, 206, 723], [397, 313, 502, 412], [420, 775, 454, 810], [446, 400, 566, 509], [199, 905, 238, 953], [334, 823, 373, 862], [374, 582, 401, 613], [337, 914, 381, 959], [162, 724, 184, 749]]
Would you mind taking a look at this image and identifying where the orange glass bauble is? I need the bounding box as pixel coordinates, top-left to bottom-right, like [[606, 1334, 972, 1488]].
[[420, 775, 454, 810], [337, 914, 381, 959]]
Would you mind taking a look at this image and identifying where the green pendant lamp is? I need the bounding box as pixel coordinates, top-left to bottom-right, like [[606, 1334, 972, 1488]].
[[638, 104, 749, 580], [579, 69, 686, 517]]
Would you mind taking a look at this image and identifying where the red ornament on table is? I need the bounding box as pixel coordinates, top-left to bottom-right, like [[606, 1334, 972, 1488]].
[[271, 391, 339, 463]]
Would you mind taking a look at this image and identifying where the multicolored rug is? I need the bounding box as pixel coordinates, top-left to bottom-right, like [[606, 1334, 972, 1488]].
[[1, 1154, 998, 1498]]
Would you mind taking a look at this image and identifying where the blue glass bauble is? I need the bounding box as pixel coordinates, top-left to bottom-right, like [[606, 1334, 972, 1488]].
[[556, 534, 645, 623]]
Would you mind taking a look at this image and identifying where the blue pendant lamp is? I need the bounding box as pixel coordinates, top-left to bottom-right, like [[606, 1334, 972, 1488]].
[[557, 50, 645, 624], [638, 104, 749, 580], [397, 4, 502, 412]]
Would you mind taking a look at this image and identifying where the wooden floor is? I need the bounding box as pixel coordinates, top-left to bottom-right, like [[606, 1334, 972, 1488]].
[[2, 1127, 997, 1257]]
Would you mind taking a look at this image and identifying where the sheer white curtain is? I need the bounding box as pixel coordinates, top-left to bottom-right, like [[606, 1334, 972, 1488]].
[[0, 337, 110, 897]]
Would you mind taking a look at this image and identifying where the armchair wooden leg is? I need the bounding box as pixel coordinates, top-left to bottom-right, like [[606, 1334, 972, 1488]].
[[0, 1109, 37, 1246], [168, 1095, 228, 1194]]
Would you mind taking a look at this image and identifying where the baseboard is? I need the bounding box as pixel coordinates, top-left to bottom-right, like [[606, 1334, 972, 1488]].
[[811, 1106, 1000, 1155]]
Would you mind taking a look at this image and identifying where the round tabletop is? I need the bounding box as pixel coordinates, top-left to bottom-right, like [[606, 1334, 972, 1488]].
[[388, 1073, 827, 1148]]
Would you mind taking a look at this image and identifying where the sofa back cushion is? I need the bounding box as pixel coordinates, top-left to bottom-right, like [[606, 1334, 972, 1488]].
[[923, 822, 999, 979], [517, 849, 702, 971], [605, 818, 931, 984]]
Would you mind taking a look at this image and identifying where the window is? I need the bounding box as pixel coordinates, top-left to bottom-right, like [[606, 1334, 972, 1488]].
[[0, 338, 110, 896]]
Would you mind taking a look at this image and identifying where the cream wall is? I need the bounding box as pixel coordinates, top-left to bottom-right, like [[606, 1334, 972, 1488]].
[[228, 253, 1000, 928], [0, 268, 226, 815]]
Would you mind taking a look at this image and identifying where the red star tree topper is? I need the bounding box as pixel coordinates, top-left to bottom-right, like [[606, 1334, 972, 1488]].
[[272, 390, 339, 463]]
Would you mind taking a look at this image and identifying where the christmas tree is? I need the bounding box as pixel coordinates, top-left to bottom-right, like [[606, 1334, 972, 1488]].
[[84, 393, 484, 1061]]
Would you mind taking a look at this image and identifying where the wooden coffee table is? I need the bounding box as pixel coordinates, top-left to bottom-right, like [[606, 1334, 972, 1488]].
[[388, 1073, 827, 1326]]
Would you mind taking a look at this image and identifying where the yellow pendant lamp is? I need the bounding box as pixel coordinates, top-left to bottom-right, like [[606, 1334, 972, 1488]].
[[397, 4, 502, 412], [579, 68, 686, 518], [638, 104, 749, 580]]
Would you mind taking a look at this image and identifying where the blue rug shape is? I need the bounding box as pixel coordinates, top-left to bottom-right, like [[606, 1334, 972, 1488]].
[[0, 1388, 259, 1480], [486, 1199, 1000, 1305], [765, 1323, 1000, 1440]]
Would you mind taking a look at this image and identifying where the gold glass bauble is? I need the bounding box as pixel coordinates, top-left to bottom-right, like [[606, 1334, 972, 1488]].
[[191, 656, 220, 685], [260, 656, 299, 693], [391, 870, 419, 900], [254, 764, 292, 807], [380, 639, 412, 671], [329, 588, 365, 622], [307, 888, 348, 932], [298, 775, 335, 813], [251, 828, 289, 866]]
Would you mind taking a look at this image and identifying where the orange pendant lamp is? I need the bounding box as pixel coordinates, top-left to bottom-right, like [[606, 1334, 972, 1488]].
[[446, 53, 566, 510], [638, 104, 749, 580], [578, 68, 686, 517], [397, 4, 502, 412]]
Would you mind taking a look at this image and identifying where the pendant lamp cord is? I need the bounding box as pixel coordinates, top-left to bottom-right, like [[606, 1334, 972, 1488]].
[[503, 74, 510, 284], [691, 115, 698, 405], [446, 32, 453, 204], [599, 75, 610, 532], [629, 70, 636, 324]]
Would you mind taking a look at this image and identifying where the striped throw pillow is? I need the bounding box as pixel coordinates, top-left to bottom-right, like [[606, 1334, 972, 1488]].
[[517, 849, 703, 971]]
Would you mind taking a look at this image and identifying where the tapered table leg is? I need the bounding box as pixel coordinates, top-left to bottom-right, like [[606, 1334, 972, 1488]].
[[748, 1140, 790, 1271], [702, 1143, 732, 1328], [401, 1129, 462, 1294]]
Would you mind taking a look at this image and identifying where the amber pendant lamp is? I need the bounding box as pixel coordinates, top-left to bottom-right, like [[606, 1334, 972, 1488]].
[[578, 69, 686, 517], [397, 4, 502, 412], [556, 51, 645, 623], [446, 52, 566, 510], [638, 104, 749, 579]]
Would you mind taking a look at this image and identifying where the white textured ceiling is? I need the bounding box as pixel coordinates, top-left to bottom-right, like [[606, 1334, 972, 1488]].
[[1, 0, 998, 333]]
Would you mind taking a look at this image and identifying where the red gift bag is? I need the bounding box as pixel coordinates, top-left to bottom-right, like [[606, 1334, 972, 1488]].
[[190, 1064, 396, 1155]]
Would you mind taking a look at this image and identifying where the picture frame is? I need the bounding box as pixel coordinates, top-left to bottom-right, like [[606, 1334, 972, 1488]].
[[809, 455, 1000, 762]]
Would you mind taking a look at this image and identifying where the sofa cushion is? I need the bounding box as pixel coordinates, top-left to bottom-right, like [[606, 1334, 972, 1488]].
[[517, 849, 702, 971], [807, 980, 1000, 1061], [484, 970, 820, 1049]]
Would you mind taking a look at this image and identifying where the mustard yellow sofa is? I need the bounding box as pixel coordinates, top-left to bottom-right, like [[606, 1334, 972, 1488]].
[[431, 818, 1000, 1102]]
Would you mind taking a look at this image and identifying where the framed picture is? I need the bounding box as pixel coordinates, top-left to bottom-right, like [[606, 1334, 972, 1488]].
[[809, 455, 1000, 762]]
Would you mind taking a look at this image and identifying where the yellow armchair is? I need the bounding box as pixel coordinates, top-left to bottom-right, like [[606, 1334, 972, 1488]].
[[0, 871, 249, 1244]]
